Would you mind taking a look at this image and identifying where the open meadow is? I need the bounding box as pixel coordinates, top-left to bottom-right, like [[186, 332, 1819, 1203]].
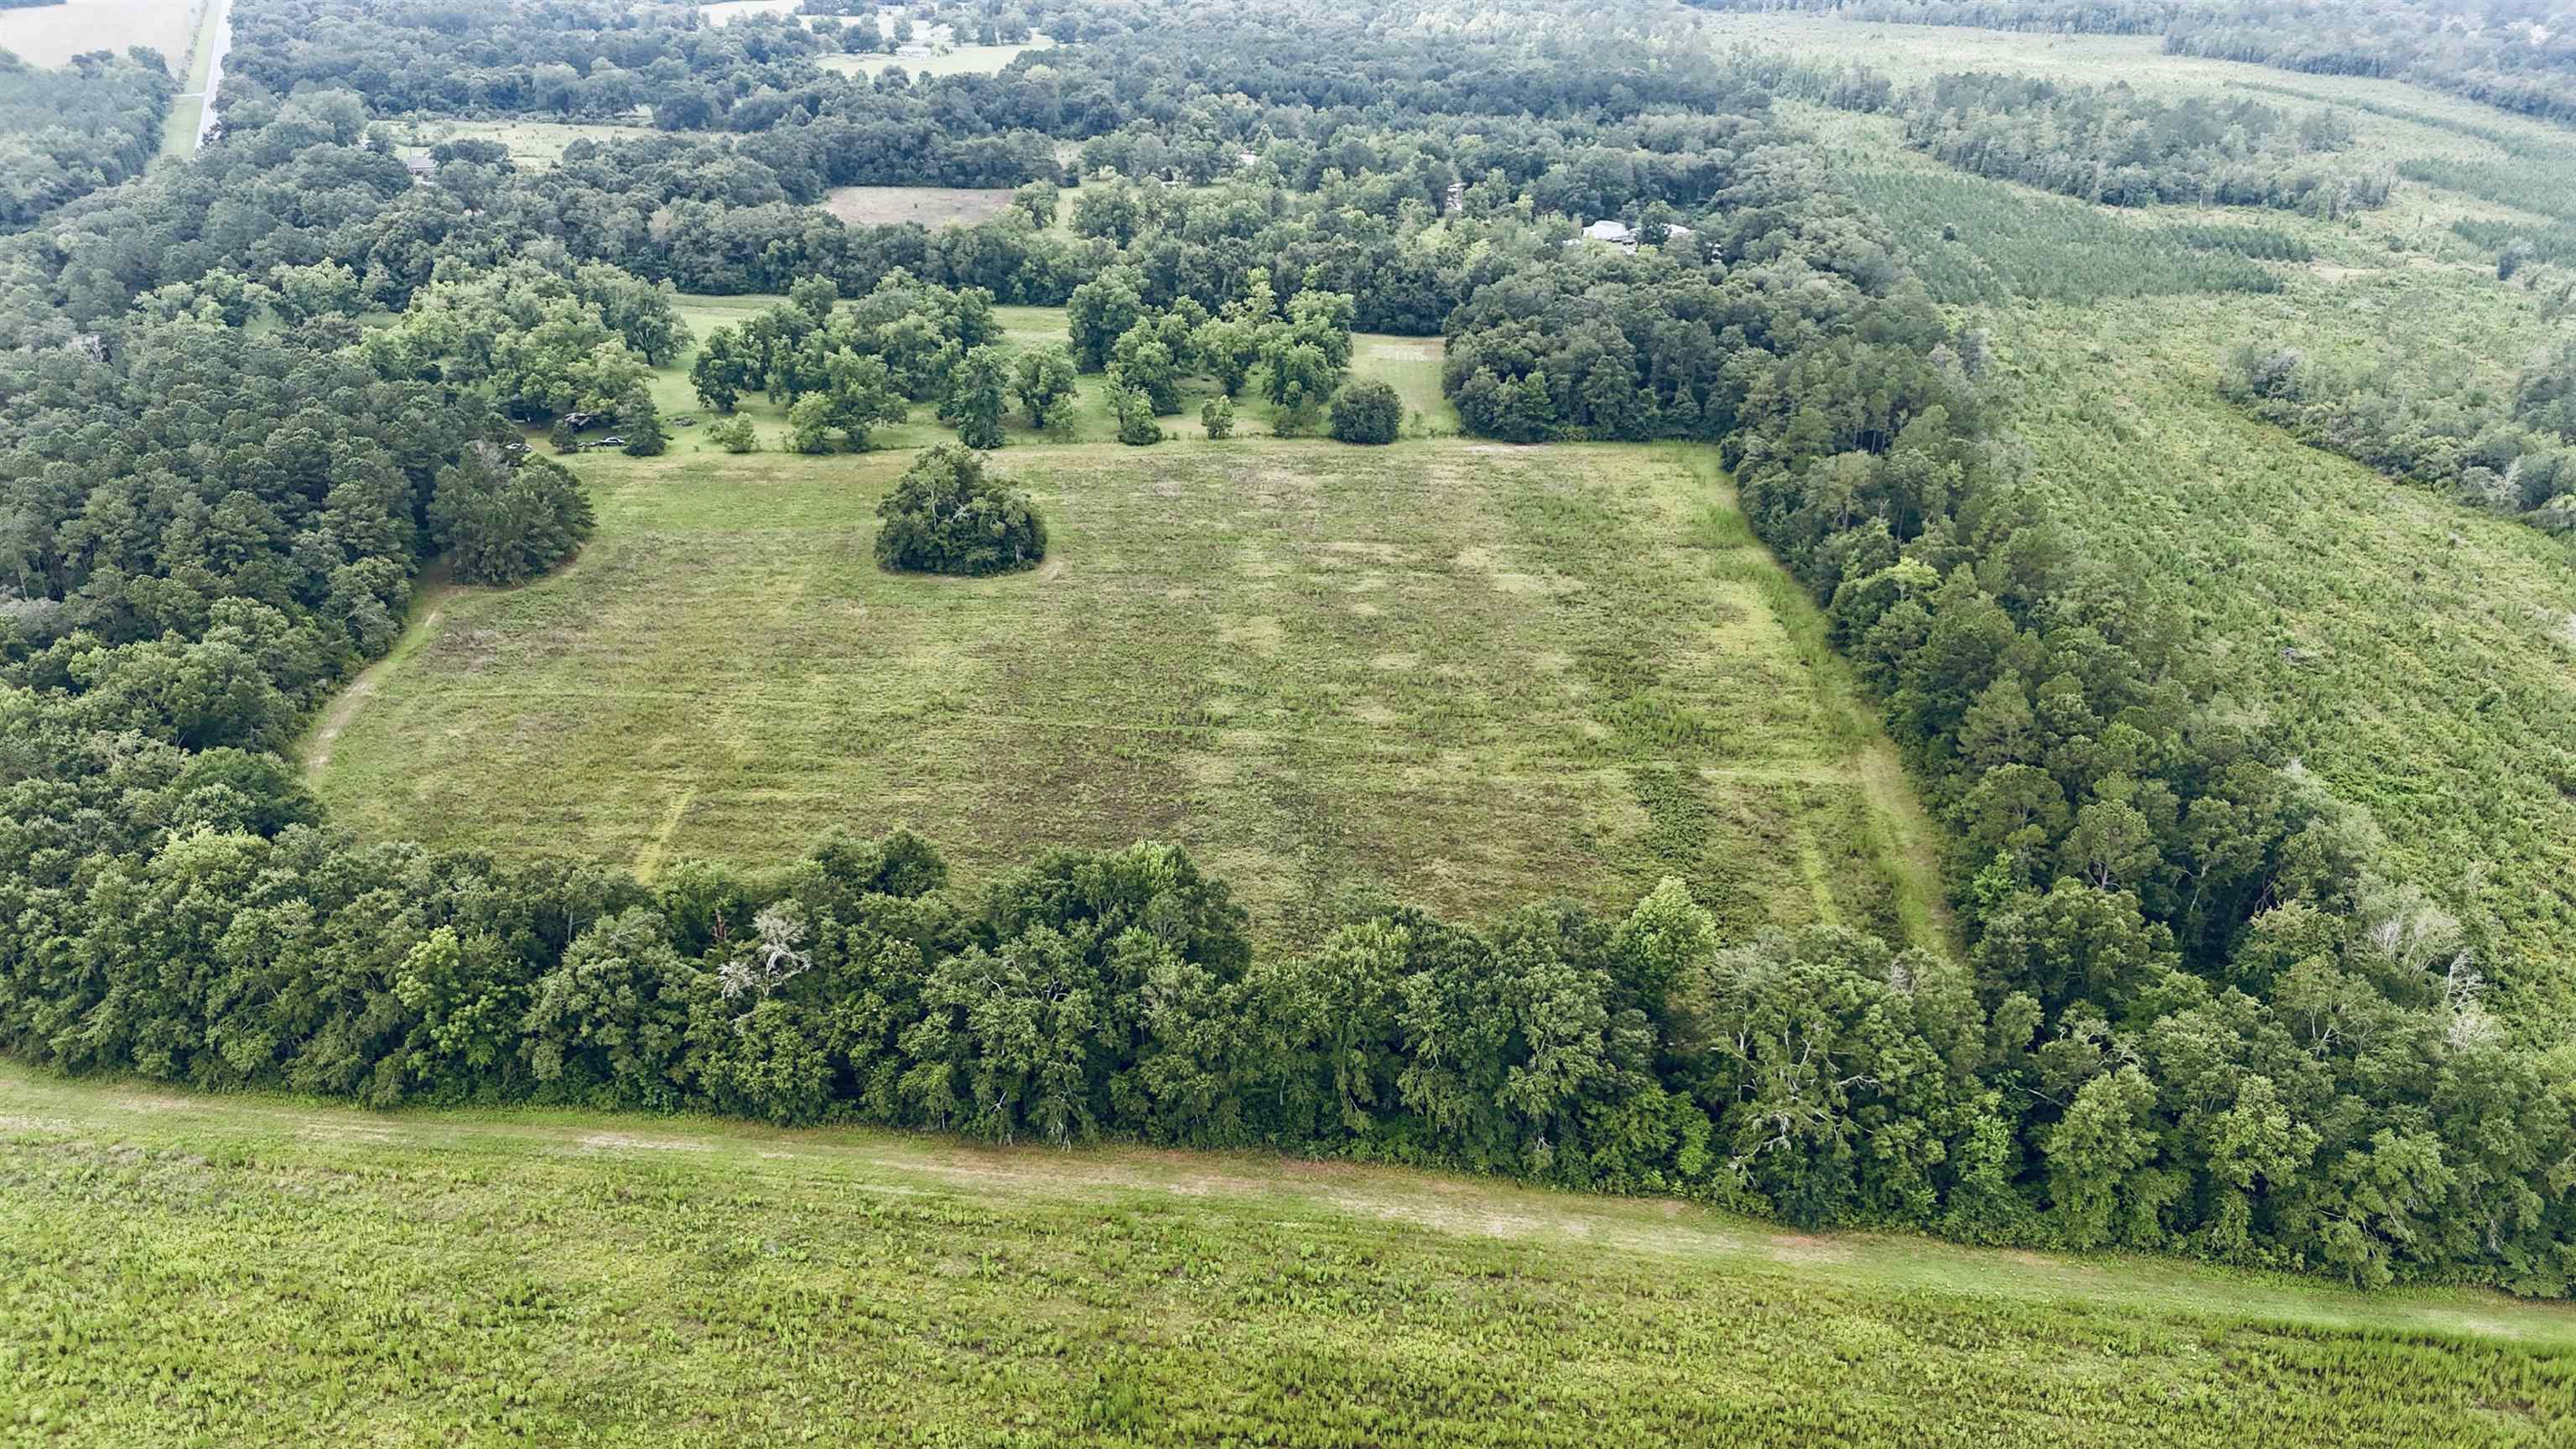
[[380, 117, 662, 169], [1711, 20, 2576, 1027], [0, 0, 197, 67], [306, 436, 1946, 947], [3, 1062, 2572, 1446], [821, 184, 1018, 228], [819, 37, 1054, 78]]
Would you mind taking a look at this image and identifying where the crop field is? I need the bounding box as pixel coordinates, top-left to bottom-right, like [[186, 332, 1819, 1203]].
[[0, 0, 196, 67], [304, 437, 1945, 947], [821, 184, 1019, 228], [1717, 23, 2576, 1026], [3, 1062, 2572, 1446]]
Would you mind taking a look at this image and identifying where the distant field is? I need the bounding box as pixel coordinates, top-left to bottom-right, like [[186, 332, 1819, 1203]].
[[698, 0, 800, 23], [384, 117, 662, 169], [306, 438, 1946, 948], [1722, 23, 2576, 1024], [0, 0, 195, 67], [5, 1062, 2572, 1446], [821, 184, 1016, 228], [819, 37, 1054, 77]]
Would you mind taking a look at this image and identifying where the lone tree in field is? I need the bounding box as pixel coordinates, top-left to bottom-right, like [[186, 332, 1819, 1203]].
[[1328, 379, 1404, 444], [874, 444, 1047, 576]]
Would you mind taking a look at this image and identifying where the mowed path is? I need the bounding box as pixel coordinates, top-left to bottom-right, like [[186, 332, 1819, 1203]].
[[3, 1062, 2571, 1445]]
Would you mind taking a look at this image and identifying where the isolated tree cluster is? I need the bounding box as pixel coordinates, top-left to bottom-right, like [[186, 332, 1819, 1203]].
[[872, 444, 1048, 576]]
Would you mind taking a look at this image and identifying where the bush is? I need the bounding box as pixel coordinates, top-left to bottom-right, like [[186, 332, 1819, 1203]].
[[1328, 380, 1403, 444], [873, 443, 1047, 576], [1201, 395, 1234, 439], [707, 415, 760, 453]]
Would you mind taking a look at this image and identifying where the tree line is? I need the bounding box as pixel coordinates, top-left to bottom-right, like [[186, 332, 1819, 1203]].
[[0, 46, 176, 229], [1690, 0, 2576, 130], [1436, 65, 2576, 1292]]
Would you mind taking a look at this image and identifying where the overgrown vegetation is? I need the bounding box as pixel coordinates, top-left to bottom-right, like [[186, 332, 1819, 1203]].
[[9, 1065, 2571, 1446]]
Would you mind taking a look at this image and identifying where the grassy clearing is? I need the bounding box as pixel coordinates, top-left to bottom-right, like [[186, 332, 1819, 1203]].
[[1976, 294, 2576, 1024], [380, 117, 663, 169], [697, 0, 801, 23], [3, 1062, 2572, 1446], [820, 184, 1018, 228], [305, 438, 1942, 949], [0, 0, 195, 67], [153, 0, 221, 160], [819, 37, 1055, 78]]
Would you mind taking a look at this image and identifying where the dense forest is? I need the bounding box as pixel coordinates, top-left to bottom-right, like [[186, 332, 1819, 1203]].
[[0, 47, 175, 228], [0, 0, 2572, 1297]]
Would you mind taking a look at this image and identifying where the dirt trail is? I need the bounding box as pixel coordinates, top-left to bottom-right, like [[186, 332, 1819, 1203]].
[[301, 582, 456, 776]]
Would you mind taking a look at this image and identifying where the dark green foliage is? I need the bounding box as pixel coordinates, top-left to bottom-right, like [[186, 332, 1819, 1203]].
[[430, 446, 596, 584], [1895, 71, 2388, 216], [2219, 342, 2576, 536], [1328, 379, 1404, 444], [871, 444, 1046, 575], [0, 48, 174, 226]]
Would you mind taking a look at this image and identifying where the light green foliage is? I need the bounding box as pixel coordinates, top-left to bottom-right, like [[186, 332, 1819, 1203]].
[[943, 343, 1012, 449], [1011, 343, 1078, 428], [3, 1063, 2571, 1446], [308, 442, 1945, 947], [1112, 384, 1164, 444], [1201, 394, 1234, 439]]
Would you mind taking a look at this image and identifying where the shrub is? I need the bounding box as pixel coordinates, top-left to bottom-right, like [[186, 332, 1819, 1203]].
[[706, 415, 759, 453], [1328, 379, 1403, 444], [873, 443, 1047, 576], [1201, 395, 1234, 439]]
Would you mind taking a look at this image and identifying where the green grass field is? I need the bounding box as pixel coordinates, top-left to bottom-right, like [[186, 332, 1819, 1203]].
[[304, 435, 1947, 948], [154, 0, 222, 161], [381, 117, 663, 169], [1717, 22, 2576, 1026], [3, 1062, 2571, 1446], [821, 184, 1019, 228], [818, 37, 1056, 78], [0, 0, 196, 68]]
